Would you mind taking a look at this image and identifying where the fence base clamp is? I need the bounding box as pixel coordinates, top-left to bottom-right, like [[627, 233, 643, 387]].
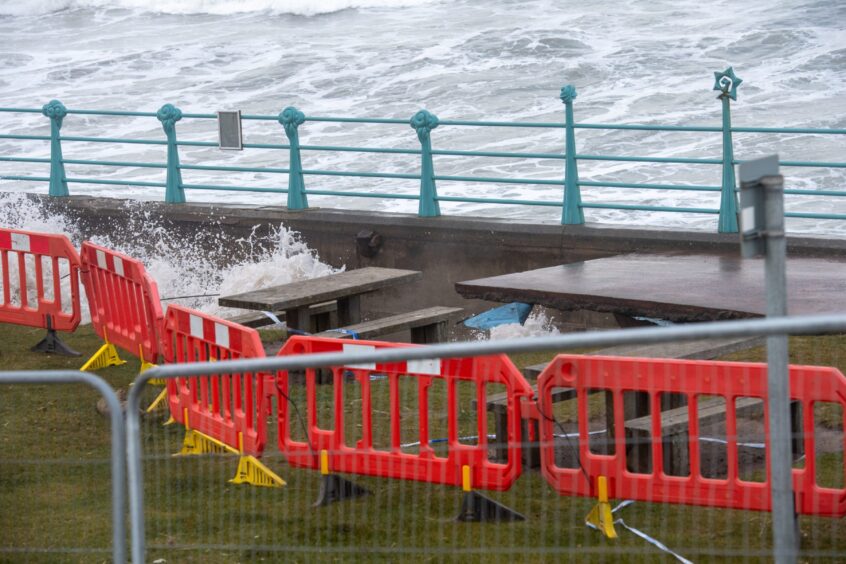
[[31, 328, 80, 357], [456, 490, 526, 522], [585, 476, 618, 539], [230, 455, 286, 488], [313, 474, 371, 507]]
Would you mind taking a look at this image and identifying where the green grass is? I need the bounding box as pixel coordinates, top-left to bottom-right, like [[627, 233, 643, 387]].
[[0, 324, 844, 562]]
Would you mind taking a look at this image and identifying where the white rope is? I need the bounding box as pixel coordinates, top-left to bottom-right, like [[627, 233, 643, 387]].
[[584, 500, 694, 564]]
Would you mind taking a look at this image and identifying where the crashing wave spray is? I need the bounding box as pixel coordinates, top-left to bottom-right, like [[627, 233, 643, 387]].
[[0, 192, 338, 322]]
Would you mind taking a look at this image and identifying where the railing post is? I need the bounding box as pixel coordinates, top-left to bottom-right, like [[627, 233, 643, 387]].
[[42, 100, 69, 197], [278, 106, 308, 210], [157, 103, 185, 204], [560, 85, 584, 225], [410, 109, 440, 217], [714, 67, 742, 233]]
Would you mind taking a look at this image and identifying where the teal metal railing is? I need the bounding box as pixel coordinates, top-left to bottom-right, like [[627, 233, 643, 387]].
[[1, 68, 844, 233]]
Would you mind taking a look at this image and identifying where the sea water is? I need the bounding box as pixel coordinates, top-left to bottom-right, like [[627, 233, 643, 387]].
[[0, 0, 844, 334]]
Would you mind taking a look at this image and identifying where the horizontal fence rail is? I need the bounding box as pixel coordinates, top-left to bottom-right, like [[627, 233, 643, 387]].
[[1, 68, 845, 232], [127, 312, 846, 563]]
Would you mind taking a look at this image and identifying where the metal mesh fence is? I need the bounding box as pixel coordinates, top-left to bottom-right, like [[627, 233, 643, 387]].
[[1, 318, 844, 562], [0, 371, 125, 563], [126, 316, 846, 563]]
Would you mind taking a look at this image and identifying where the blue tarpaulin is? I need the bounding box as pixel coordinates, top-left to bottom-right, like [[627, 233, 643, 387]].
[[462, 302, 534, 330]]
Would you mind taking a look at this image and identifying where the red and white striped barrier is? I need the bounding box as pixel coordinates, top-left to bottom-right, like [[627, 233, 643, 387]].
[[0, 228, 81, 354], [79, 241, 164, 370]]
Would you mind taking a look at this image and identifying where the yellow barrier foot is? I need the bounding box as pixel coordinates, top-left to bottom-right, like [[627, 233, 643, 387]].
[[144, 388, 169, 414], [80, 342, 126, 372], [177, 430, 238, 456], [229, 455, 286, 488], [138, 345, 158, 376], [455, 465, 525, 522], [162, 416, 175, 426], [586, 476, 618, 539]]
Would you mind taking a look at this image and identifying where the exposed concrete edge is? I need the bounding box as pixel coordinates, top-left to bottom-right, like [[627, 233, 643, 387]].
[[39, 194, 846, 257]]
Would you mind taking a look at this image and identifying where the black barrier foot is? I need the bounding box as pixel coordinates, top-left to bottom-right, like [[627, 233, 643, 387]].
[[30, 317, 80, 356], [456, 491, 526, 522], [313, 474, 371, 507]]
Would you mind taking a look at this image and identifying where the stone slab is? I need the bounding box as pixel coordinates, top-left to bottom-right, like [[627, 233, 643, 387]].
[[456, 253, 846, 322], [315, 306, 463, 342], [219, 267, 421, 311]]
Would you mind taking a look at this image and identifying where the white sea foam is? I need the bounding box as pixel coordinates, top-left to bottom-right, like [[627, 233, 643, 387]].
[[0, 0, 435, 17], [478, 311, 561, 341], [0, 0, 844, 235], [0, 192, 338, 322]]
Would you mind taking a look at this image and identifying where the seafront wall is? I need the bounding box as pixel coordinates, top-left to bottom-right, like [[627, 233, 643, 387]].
[[44, 195, 846, 327]]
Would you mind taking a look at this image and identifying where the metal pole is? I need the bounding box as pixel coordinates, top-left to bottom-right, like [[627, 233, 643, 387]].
[[560, 84, 584, 225], [157, 103, 186, 204], [713, 66, 741, 233], [763, 174, 798, 563], [279, 106, 309, 210], [42, 100, 70, 197], [410, 109, 441, 217], [718, 94, 739, 233]]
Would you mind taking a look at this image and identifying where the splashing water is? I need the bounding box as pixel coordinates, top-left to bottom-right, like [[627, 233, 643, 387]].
[[485, 310, 561, 340], [0, 192, 338, 323]]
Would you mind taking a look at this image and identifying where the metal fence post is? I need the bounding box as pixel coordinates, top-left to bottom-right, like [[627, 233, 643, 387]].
[[157, 103, 185, 204], [410, 109, 440, 217], [739, 156, 798, 562], [560, 85, 584, 225], [0, 370, 126, 563], [42, 100, 69, 197], [762, 173, 798, 563], [714, 67, 742, 233], [278, 106, 308, 210]]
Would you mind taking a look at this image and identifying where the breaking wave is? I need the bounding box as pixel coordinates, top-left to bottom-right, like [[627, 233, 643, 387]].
[[0, 0, 435, 17], [0, 192, 338, 322]]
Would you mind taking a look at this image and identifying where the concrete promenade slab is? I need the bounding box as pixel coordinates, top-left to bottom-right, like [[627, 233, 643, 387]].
[[456, 252, 846, 322]]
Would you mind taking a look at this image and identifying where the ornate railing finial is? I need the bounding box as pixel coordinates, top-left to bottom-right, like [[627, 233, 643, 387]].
[[42, 99, 68, 123], [410, 109, 439, 143], [713, 67, 742, 101], [156, 103, 183, 130], [559, 85, 577, 104], [278, 106, 305, 137]]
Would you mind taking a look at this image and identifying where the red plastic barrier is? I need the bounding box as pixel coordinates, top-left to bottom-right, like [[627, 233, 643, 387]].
[[537, 355, 846, 517], [0, 228, 81, 331], [80, 241, 163, 364], [275, 335, 534, 491], [163, 304, 268, 457]]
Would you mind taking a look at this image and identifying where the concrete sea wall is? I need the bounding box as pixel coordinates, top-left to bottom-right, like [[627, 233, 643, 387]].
[[47, 195, 846, 328]]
